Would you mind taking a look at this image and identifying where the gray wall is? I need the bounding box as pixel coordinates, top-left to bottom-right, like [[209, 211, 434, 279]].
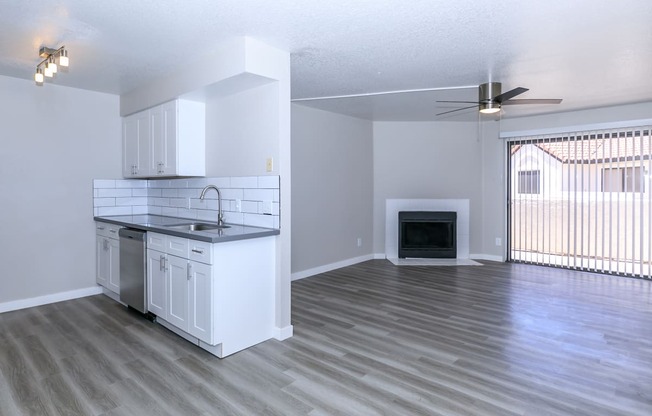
[[0, 75, 121, 305], [291, 104, 374, 273], [372, 121, 483, 255]]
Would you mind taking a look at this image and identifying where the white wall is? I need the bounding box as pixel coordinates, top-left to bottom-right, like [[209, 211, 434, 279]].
[[206, 82, 279, 177], [0, 75, 121, 305], [291, 104, 374, 274], [372, 121, 483, 255]]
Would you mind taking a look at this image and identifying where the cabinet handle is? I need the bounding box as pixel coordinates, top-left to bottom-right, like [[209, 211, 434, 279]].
[[103, 238, 109, 250], [187, 262, 192, 280], [160, 254, 166, 271], [97, 226, 105, 230], [191, 248, 204, 254], [109, 229, 117, 234]]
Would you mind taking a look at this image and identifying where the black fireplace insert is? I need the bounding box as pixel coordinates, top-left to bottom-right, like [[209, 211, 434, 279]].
[[398, 211, 457, 258]]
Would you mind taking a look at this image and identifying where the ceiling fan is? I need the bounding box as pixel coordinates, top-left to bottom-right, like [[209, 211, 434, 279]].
[[436, 82, 562, 116]]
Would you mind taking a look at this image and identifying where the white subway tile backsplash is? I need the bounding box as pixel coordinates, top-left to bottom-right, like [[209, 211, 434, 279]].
[[152, 198, 170, 206], [161, 188, 178, 198], [93, 175, 280, 229], [190, 198, 218, 210], [241, 201, 258, 214], [178, 188, 197, 198], [132, 205, 149, 215], [230, 176, 257, 188], [148, 206, 162, 215], [223, 212, 244, 225], [169, 198, 189, 208], [116, 197, 148, 206], [177, 208, 198, 220], [94, 198, 115, 207], [220, 188, 243, 200], [244, 188, 274, 201], [93, 179, 116, 188], [98, 188, 132, 198], [244, 213, 275, 228], [258, 175, 280, 189], [132, 188, 148, 197], [161, 207, 179, 216], [98, 206, 132, 216], [116, 179, 147, 188]]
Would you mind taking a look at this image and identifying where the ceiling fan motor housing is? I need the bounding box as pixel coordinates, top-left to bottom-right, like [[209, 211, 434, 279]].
[[479, 82, 501, 103]]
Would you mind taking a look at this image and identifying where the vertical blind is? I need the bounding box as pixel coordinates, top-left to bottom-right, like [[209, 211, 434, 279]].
[[507, 124, 652, 279]]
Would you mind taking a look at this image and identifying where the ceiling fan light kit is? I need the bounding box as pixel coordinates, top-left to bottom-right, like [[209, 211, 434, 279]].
[[436, 82, 562, 117], [34, 46, 69, 86]]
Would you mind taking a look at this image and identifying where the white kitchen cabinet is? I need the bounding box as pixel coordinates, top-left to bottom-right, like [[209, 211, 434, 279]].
[[122, 99, 205, 178], [95, 222, 121, 294], [122, 111, 150, 177], [187, 260, 212, 341], [147, 233, 213, 344], [146, 248, 168, 319], [145, 232, 275, 357], [166, 254, 191, 331]]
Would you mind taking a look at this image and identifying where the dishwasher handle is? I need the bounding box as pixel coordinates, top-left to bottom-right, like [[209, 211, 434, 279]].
[[119, 228, 146, 241]]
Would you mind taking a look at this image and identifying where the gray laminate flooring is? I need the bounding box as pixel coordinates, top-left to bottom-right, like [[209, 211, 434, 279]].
[[1, 260, 651, 415]]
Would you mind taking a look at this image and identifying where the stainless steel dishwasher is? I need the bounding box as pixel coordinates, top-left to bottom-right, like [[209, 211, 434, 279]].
[[119, 228, 147, 314]]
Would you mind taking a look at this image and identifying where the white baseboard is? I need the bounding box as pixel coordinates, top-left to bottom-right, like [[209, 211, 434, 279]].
[[373, 253, 386, 259], [291, 254, 375, 281], [470, 254, 505, 262], [0, 286, 104, 314], [273, 324, 294, 340]]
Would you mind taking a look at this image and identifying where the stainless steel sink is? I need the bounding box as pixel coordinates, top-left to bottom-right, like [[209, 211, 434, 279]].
[[164, 222, 231, 231]]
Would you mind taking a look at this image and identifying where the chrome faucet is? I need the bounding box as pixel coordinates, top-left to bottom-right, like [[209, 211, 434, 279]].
[[200, 185, 225, 226]]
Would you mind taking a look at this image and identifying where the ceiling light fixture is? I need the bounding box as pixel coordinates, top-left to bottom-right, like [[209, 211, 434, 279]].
[[35, 46, 69, 86], [479, 102, 501, 114]]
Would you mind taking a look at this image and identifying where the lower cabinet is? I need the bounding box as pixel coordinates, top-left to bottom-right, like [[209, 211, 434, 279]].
[[146, 249, 167, 319], [146, 235, 213, 344], [96, 222, 121, 294], [145, 231, 275, 357]]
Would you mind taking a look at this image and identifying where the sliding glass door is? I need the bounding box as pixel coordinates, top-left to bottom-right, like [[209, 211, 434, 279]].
[[507, 125, 652, 279]]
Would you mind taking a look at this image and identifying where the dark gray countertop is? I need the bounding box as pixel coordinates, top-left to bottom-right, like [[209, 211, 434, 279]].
[[94, 214, 279, 243]]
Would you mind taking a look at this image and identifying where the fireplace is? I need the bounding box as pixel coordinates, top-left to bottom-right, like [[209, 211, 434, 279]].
[[398, 211, 457, 259]]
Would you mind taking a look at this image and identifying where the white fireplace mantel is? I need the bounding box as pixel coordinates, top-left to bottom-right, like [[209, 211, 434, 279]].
[[385, 199, 470, 260]]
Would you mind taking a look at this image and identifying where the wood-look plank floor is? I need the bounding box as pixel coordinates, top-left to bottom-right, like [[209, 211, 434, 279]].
[[1, 260, 651, 415]]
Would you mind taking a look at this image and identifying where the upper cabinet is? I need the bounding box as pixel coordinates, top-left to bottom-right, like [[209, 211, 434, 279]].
[[123, 99, 205, 178]]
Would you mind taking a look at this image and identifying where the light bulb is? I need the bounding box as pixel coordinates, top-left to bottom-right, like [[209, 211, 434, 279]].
[[44, 64, 53, 78], [35, 68, 44, 85], [48, 57, 57, 74], [59, 49, 69, 67]]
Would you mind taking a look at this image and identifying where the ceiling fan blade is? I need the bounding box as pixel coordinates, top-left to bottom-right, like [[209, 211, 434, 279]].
[[436, 104, 479, 116], [435, 100, 479, 104], [501, 98, 563, 105], [493, 87, 529, 103]]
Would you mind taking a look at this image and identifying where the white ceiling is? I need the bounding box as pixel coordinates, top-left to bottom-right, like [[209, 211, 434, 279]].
[[1, 0, 651, 121]]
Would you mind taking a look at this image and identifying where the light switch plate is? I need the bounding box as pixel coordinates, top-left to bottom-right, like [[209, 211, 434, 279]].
[[262, 200, 273, 215]]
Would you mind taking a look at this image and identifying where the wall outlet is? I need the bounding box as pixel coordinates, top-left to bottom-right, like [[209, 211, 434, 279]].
[[495, 237, 502, 246], [235, 199, 242, 212], [266, 157, 273, 172], [357, 237, 362, 247], [262, 200, 273, 215]]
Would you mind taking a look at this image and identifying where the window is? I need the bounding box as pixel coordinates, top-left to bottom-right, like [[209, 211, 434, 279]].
[[518, 170, 540, 194], [602, 167, 646, 192]]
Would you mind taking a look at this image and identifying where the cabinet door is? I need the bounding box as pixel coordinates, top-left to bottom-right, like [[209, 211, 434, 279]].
[[166, 255, 189, 331], [147, 249, 167, 319], [151, 101, 177, 176], [188, 261, 212, 343], [96, 236, 109, 287], [123, 111, 151, 177], [107, 238, 120, 294]]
